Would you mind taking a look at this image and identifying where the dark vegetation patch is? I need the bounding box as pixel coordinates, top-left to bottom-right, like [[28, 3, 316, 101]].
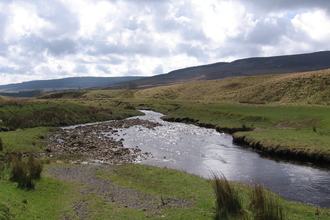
[[0, 100, 140, 130], [222, 82, 242, 89], [239, 100, 266, 104], [39, 91, 87, 99], [0, 153, 43, 189]]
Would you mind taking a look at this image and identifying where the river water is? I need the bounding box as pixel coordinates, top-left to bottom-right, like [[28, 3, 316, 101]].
[[105, 110, 330, 208]]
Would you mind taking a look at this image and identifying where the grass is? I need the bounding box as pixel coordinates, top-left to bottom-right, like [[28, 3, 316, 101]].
[[0, 99, 142, 130], [0, 160, 328, 219], [134, 69, 330, 104], [0, 172, 80, 219], [0, 127, 52, 153]]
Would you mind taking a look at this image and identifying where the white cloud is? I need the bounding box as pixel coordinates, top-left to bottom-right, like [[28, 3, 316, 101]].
[[292, 10, 330, 42], [0, 0, 330, 85]]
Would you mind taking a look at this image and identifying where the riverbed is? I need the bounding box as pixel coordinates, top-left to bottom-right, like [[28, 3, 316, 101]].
[[109, 110, 330, 208]]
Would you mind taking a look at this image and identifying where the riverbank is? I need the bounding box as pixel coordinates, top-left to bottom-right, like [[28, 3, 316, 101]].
[[164, 115, 330, 166], [123, 100, 330, 166]]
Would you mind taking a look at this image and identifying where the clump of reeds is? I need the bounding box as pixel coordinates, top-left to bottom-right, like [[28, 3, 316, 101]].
[[249, 184, 284, 220], [10, 154, 43, 189], [212, 173, 244, 219]]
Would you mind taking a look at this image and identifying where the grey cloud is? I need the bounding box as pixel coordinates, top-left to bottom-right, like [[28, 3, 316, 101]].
[[46, 38, 77, 56], [97, 65, 110, 73], [0, 43, 8, 56], [74, 65, 88, 73], [245, 17, 291, 45], [176, 43, 209, 62], [99, 56, 124, 65], [0, 13, 7, 40], [34, 0, 80, 38], [153, 64, 164, 74], [240, 0, 330, 14]]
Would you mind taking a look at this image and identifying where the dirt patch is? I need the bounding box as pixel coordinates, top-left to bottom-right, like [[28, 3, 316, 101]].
[[46, 164, 193, 219]]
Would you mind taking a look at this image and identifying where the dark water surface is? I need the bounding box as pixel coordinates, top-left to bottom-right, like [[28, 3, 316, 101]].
[[111, 110, 330, 208]]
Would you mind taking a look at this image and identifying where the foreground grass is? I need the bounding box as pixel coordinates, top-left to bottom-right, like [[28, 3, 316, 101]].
[[3, 163, 328, 220], [0, 174, 79, 219]]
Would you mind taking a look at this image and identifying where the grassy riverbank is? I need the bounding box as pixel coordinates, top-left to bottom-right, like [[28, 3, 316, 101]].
[[1, 162, 329, 220], [118, 99, 330, 164]]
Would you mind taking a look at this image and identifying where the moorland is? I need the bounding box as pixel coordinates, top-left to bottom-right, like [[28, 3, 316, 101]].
[[1, 67, 330, 219]]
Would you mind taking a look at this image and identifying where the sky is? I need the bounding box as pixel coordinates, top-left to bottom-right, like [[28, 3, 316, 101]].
[[1, 0, 330, 85]]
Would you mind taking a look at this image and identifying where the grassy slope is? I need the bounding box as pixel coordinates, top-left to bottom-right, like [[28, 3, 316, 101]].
[[135, 69, 330, 104]]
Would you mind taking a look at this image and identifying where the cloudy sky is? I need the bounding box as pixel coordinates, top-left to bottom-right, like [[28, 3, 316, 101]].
[[1, 0, 330, 85]]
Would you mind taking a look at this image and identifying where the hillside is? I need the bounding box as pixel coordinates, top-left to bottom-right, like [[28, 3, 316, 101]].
[[135, 68, 330, 104], [104, 51, 330, 90], [0, 76, 145, 93]]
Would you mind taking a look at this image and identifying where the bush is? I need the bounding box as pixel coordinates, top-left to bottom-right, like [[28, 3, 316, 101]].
[[10, 154, 43, 189]]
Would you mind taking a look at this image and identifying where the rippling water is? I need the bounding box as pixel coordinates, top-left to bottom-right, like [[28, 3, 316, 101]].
[[109, 110, 330, 208]]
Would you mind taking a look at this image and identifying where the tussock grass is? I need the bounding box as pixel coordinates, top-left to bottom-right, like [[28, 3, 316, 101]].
[[249, 184, 284, 220], [9, 154, 43, 189], [212, 173, 245, 219]]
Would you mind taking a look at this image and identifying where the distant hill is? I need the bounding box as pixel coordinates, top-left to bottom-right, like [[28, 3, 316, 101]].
[[102, 51, 330, 90], [0, 76, 145, 94]]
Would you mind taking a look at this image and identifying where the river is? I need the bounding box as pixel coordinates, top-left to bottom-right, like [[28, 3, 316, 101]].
[[107, 110, 330, 208]]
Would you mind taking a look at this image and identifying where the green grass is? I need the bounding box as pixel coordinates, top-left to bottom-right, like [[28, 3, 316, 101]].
[[0, 173, 79, 219], [0, 127, 52, 153], [94, 164, 330, 220]]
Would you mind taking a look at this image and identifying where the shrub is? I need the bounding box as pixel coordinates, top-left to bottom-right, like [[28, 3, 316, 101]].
[[10, 154, 43, 189], [212, 173, 244, 219], [249, 184, 284, 220]]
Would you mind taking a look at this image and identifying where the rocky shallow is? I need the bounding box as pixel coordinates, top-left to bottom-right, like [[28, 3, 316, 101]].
[[45, 118, 162, 164]]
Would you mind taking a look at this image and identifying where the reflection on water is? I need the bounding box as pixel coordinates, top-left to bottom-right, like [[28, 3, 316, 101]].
[[110, 110, 330, 208]]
